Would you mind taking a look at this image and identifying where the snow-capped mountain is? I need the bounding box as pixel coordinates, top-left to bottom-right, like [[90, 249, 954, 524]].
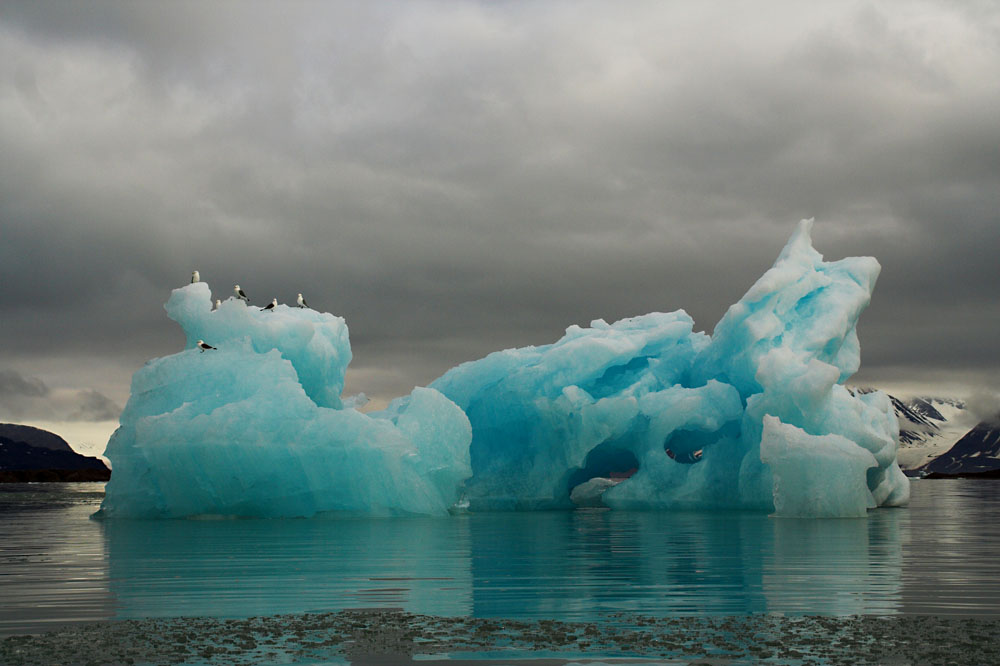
[[870, 393, 1000, 476], [846, 390, 974, 470], [920, 421, 1000, 477], [888, 395, 978, 470]]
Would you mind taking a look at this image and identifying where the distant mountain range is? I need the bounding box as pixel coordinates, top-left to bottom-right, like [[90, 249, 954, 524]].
[[0, 423, 110, 482], [883, 395, 1000, 477], [918, 421, 1000, 478]]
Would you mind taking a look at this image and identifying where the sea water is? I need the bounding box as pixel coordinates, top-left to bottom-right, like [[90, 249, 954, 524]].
[[1, 480, 998, 637]]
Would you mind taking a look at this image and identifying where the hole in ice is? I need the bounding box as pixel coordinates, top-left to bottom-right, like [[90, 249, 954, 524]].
[[666, 447, 703, 463], [663, 428, 720, 465], [566, 441, 640, 492]]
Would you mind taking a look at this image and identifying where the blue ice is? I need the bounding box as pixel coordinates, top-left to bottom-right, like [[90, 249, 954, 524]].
[[99, 288, 472, 518], [100, 220, 908, 518]]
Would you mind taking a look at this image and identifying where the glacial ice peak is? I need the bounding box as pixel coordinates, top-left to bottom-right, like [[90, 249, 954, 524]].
[[774, 217, 822, 267], [430, 218, 906, 515], [165, 283, 350, 409], [100, 220, 909, 519]]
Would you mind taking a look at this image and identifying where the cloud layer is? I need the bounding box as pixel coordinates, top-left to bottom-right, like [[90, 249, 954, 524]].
[[0, 369, 121, 423], [1, 1, 998, 414]]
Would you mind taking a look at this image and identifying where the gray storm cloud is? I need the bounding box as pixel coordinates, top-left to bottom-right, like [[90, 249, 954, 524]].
[[0, 1, 998, 412], [0, 369, 121, 423], [0, 369, 50, 399], [965, 389, 1000, 427]]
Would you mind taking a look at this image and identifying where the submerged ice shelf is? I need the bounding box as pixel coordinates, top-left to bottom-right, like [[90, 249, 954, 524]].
[[99, 220, 908, 518]]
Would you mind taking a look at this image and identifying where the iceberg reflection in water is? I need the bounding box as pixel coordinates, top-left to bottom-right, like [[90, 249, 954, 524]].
[[102, 508, 903, 622], [4, 481, 998, 639]]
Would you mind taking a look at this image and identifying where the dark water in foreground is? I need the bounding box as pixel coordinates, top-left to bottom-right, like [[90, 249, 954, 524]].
[[1, 480, 998, 639]]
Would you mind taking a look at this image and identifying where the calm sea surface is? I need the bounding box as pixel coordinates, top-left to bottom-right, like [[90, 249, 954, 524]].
[[1, 480, 998, 637]]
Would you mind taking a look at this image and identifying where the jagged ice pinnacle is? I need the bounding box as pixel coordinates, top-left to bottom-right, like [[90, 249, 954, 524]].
[[99, 220, 909, 518]]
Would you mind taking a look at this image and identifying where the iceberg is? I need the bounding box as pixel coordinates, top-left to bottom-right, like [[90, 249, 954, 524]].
[[98, 286, 472, 518], [99, 219, 908, 519], [429, 219, 908, 516]]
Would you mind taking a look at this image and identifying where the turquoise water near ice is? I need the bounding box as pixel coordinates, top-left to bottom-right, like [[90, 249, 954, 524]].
[[1, 480, 998, 636]]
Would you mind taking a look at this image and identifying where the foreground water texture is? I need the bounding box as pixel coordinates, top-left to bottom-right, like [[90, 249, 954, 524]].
[[99, 220, 907, 519], [2, 482, 1000, 664]]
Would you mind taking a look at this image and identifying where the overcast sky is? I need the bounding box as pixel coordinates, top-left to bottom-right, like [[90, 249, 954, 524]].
[[2, 1, 998, 454]]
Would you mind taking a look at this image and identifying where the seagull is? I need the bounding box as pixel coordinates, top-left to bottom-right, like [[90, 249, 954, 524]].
[[196, 340, 217, 353], [191, 270, 200, 283], [213, 299, 221, 311], [261, 298, 277, 312], [234, 284, 250, 303], [296, 293, 309, 308]]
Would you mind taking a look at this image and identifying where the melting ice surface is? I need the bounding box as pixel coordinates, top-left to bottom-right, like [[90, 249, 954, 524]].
[[100, 220, 909, 519]]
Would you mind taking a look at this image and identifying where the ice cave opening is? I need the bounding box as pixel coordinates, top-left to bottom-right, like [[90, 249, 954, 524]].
[[567, 441, 640, 494]]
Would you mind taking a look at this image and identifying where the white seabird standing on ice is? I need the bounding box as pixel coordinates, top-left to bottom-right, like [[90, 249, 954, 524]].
[[296, 293, 309, 308], [191, 270, 200, 283], [262, 298, 277, 312], [196, 340, 217, 353], [213, 299, 221, 311], [234, 285, 250, 303]]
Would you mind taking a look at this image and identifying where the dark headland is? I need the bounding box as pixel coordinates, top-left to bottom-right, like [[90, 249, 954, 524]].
[[0, 423, 110, 483]]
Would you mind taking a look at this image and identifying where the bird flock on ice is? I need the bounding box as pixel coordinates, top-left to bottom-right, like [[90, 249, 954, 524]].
[[191, 270, 311, 352]]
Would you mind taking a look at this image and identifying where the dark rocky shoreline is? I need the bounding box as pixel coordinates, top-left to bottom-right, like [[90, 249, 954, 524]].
[[3, 610, 999, 665], [0, 468, 110, 483]]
